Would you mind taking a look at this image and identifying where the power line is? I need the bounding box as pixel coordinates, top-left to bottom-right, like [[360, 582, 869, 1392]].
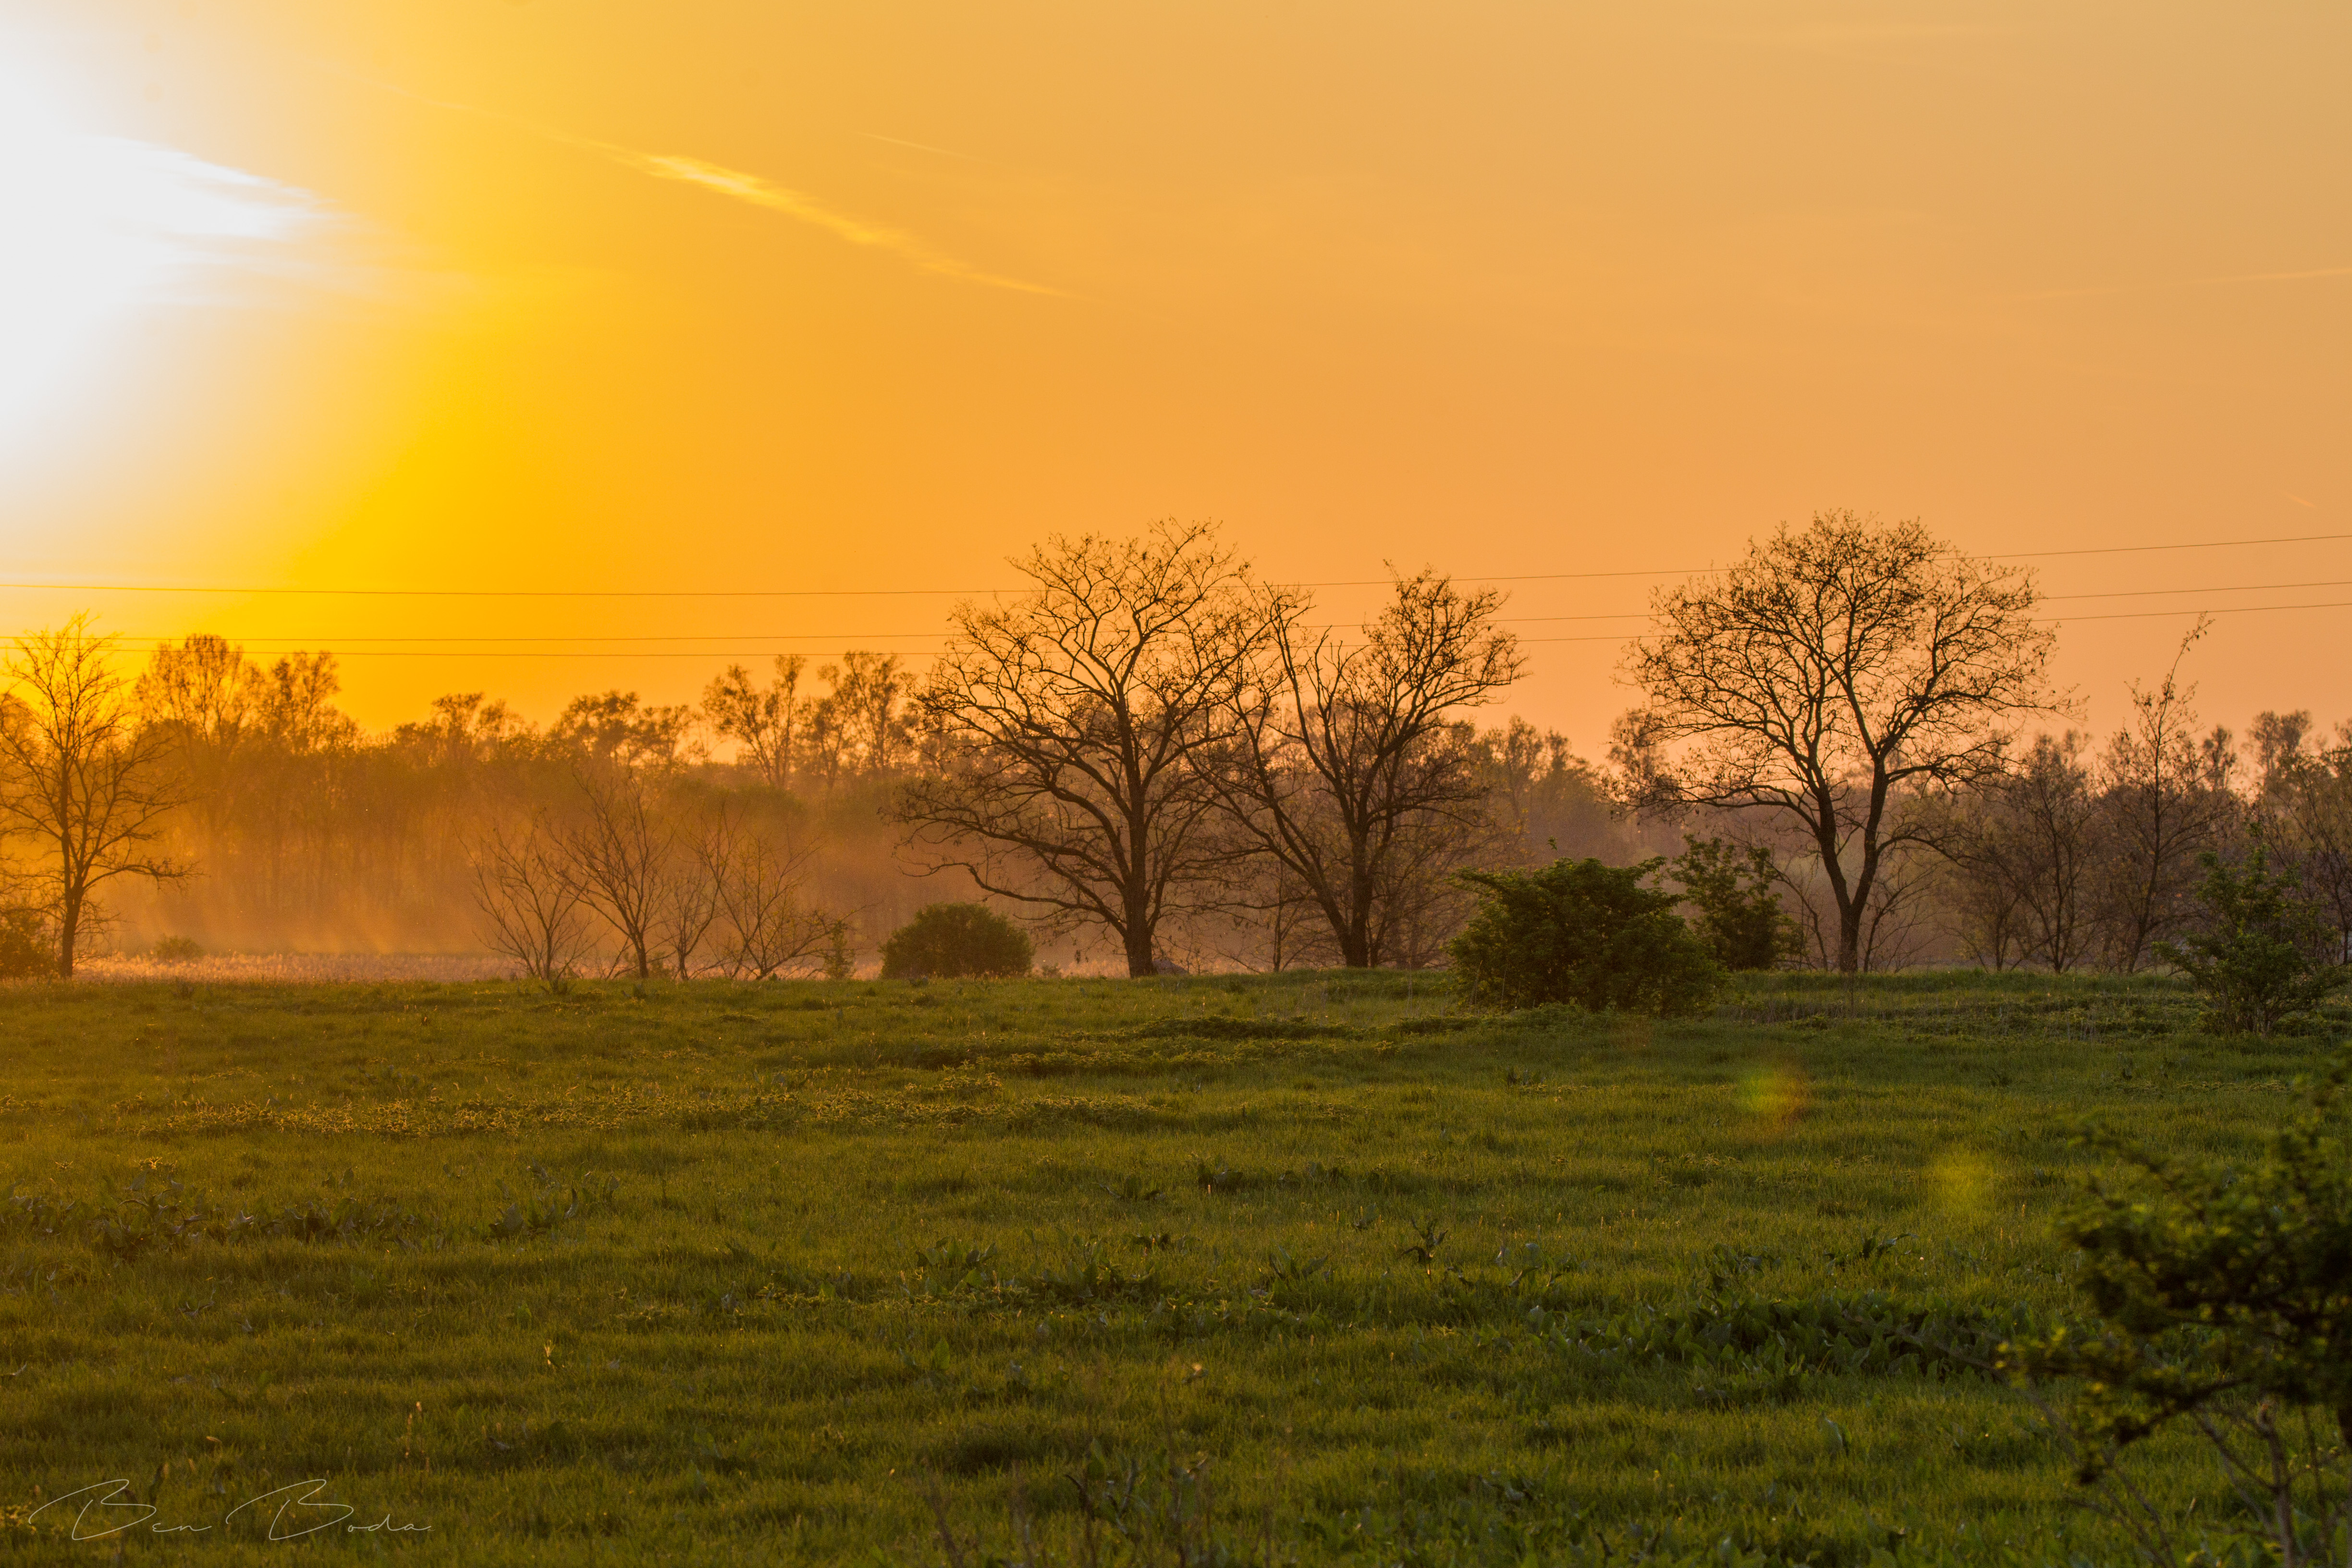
[[3, 528, 2344, 601], [2044, 577, 2352, 602], [83, 575, 2352, 646], [1513, 597, 2352, 644], [111, 594, 2352, 658], [2004, 530, 2351, 560]]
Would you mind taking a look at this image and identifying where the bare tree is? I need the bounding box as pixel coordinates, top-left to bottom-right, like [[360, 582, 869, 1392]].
[[0, 618, 189, 976], [470, 812, 595, 991], [715, 830, 837, 979], [1212, 570, 1520, 967], [2092, 625, 2240, 971], [1935, 732, 2102, 971], [1620, 511, 2058, 972], [559, 766, 669, 980], [898, 520, 1265, 977], [702, 656, 806, 789], [653, 804, 730, 980]]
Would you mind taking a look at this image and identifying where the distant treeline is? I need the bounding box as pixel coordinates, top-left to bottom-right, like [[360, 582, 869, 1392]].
[[0, 514, 2335, 980], [56, 620, 1641, 974]]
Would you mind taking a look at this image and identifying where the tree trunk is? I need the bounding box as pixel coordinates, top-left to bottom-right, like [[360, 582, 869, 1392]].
[[1124, 923, 1156, 978], [57, 894, 78, 980]]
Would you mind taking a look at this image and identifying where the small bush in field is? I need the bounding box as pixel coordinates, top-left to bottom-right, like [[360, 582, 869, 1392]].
[[1449, 857, 1724, 1016], [0, 910, 52, 979], [2155, 833, 2343, 1035], [880, 903, 1033, 980], [1672, 835, 1801, 970], [150, 935, 204, 964]]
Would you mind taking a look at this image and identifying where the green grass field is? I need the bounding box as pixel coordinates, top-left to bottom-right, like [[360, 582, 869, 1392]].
[[0, 969, 2331, 1564]]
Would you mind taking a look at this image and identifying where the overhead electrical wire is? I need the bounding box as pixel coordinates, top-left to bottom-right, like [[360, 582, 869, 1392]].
[[12, 528, 2350, 657], [104, 595, 2352, 659], [81, 576, 2352, 649], [0, 528, 2344, 601]]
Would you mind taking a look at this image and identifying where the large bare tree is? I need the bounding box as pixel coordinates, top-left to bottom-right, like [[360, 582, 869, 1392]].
[[0, 618, 189, 975], [1212, 570, 1521, 967], [1621, 511, 2057, 973], [897, 520, 1265, 977]]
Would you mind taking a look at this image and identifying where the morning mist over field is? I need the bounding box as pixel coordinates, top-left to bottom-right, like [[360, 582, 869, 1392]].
[[0, 4, 2348, 1564]]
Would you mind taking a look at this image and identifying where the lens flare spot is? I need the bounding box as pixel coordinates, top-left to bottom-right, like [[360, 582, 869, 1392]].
[[1933, 1150, 1991, 1214], [1739, 1063, 1809, 1130]]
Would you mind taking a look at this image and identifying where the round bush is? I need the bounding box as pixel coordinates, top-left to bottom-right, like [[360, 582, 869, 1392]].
[[0, 910, 52, 980], [880, 903, 1034, 980], [1448, 857, 1724, 1016]]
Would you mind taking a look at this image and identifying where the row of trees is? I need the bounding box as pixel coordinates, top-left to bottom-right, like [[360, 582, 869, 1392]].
[[898, 523, 1533, 975], [0, 509, 2323, 982], [0, 580, 1633, 977]]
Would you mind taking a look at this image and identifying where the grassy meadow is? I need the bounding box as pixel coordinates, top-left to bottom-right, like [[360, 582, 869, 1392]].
[[0, 968, 2334, 1563]]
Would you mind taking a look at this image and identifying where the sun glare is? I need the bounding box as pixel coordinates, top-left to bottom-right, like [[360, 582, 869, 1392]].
[[0, 54, 326, 449]]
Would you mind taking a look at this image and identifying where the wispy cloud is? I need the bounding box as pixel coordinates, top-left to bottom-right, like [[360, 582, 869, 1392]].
[[360, 74, 1060, 296], [599, 147, 1061, 294]]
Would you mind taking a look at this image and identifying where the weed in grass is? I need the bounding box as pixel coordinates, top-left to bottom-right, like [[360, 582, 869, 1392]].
[[1100, 1173, 1164, 1203], [1397, 1213, 1451, 1267]]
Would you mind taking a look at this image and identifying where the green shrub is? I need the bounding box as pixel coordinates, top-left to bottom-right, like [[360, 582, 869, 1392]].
[[2154, 833, 2343, 1035], [1448, 857, 1725, 1016], [879, 902, 1033, 980], [2017, 1047, 2352, 1559], [150, 935, 204, 964], [1671, 835, 1801, 970], [0, 909, 52, 980]]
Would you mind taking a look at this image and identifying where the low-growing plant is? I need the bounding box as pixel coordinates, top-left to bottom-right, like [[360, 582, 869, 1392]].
[[488, 1168, 617, 1241], [1028, 1235, 1157, 1304], [1100, 1174, 1164, 1203], [1398, 1215, 1450, 1268], [911, 1238, 1000, 1295], [149, 934, 204, 963]]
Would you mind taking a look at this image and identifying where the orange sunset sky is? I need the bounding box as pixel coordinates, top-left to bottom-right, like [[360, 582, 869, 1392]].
[[4, 1, 2348, 752]]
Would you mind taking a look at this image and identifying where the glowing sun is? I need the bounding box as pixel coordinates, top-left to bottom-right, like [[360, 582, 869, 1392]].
[[0, 56, 327, 448]]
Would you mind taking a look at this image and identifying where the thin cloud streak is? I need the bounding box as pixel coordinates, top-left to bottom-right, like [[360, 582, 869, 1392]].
[[353, 72, 1061, 296], [601, 148, 1062, 295]]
